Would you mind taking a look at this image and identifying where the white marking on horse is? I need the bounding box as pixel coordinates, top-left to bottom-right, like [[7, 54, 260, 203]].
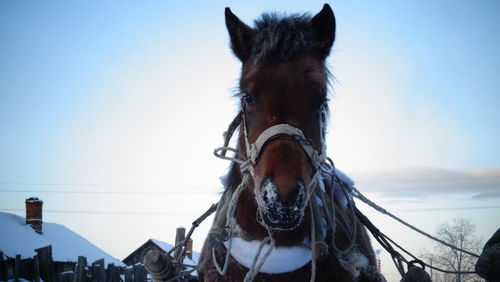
[[224, 236, 312, 274]]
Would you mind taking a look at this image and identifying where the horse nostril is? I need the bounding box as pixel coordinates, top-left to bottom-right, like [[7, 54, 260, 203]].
[[283, 181, 305, 205]]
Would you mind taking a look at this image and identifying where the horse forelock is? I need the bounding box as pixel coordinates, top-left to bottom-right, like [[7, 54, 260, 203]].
[[251, 13, 313, 63]]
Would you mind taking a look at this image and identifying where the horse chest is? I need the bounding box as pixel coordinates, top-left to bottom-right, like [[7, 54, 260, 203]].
[[224, 237, 312, 274], [201, 241, 358, 282]]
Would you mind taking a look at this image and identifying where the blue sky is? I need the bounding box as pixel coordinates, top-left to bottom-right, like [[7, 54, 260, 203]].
[[1, 1, 499, 280]]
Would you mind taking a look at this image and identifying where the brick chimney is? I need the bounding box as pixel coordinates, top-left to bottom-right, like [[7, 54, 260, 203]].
[[25, 197, 43, 234]]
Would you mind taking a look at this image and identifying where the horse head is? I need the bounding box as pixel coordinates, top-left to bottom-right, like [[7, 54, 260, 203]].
[[225, 4, 335, 242]]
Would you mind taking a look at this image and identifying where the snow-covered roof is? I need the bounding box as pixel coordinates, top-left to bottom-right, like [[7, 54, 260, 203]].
[[0, 212, 123, 266]]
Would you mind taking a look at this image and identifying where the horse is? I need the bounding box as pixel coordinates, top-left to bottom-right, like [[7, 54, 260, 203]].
[[198, 4, 383, 282]]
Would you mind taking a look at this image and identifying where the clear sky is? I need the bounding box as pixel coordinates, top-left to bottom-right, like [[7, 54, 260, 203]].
[[1, 1, 499, 281]]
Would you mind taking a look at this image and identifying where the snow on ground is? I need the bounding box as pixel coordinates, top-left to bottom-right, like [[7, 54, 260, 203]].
[[0, 212, 123, 266]]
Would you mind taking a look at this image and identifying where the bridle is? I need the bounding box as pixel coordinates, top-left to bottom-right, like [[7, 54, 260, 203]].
[[214, 100, 328, 226], [247, 123, 324, 168]]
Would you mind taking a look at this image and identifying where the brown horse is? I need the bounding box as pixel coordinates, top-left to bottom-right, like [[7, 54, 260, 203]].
[[199, 4, 382, 282]]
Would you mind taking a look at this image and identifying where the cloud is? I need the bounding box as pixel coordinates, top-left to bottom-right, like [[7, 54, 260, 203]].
[[346, 167, 500, 199], [472, 190, 500, 200]]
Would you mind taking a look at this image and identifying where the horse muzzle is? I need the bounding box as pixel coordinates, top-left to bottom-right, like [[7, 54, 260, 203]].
[[257, 179, 307, 231]]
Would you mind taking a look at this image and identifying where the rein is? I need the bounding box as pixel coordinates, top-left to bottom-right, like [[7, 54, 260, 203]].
[[202, 108, 482, 281], [349, 186, 481, 277]]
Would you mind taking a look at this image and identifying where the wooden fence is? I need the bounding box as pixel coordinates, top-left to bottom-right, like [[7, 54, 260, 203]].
[[0, 246, 148, 282]]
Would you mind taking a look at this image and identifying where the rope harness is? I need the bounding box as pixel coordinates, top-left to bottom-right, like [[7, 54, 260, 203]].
[[158, 108, 482, 281], [211, 105, 374, 282]]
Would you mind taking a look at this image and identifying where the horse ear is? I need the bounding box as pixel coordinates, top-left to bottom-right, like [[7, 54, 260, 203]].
[[310, 4, 336, 58], [225, 7, 255, 62]]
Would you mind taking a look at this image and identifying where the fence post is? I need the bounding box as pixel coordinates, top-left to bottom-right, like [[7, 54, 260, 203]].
[[106, 263, 120, 282], [132, 263, 147, 282], [0, 252, 6, 281], [123, 266, 133, 282], [14, 254, 21, 282], [33, 254, 41, 282], [91, 259, 106, 282], [74, 256, 87, 282], [36, 245, 55, 282]]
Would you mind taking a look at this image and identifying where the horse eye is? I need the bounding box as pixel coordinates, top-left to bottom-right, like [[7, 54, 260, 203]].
[[243, 94, 256, 106]]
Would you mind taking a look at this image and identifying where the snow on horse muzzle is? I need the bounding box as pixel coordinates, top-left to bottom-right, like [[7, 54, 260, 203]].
[[258, 178, 306, 230]]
